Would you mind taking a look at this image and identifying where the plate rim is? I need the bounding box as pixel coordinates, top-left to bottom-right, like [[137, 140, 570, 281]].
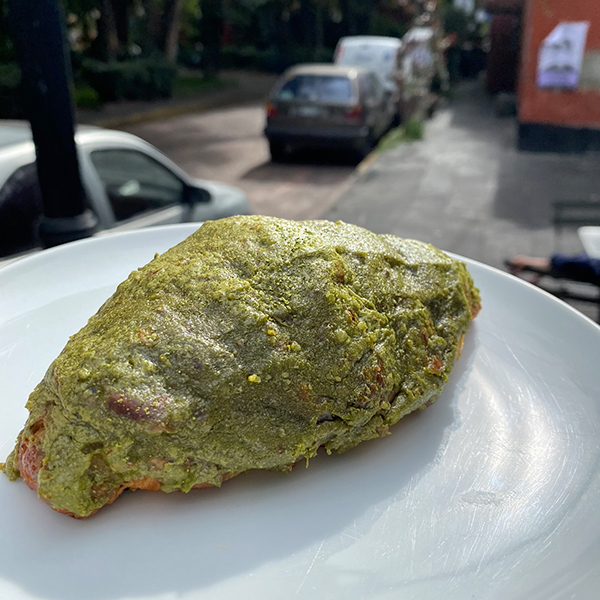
[[1, 222, 599, 336]]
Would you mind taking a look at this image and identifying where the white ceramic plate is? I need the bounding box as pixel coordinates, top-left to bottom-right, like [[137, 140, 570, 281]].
[[1, 224, 600, 600]]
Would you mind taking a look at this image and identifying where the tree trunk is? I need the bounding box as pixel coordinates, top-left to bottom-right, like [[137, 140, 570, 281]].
[[314, 3, 324, 58], [110, 0, 129, 54], [159, 0, 184, 64], [339, 0, 353, 36], [139, 0, 161, 54], [200, 0, 223, 78], [96, 0, 119, 61]]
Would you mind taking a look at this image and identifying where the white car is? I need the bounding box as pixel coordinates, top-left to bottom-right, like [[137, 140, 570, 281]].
[[334, 36, 404, 121], [0, 121, 250, 258]]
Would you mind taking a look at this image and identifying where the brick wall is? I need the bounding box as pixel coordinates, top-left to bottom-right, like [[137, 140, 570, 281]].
[[519, 0, 600, 129]]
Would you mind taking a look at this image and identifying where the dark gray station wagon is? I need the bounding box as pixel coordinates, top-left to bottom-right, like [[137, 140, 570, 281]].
[[264, 64, 394, 161]]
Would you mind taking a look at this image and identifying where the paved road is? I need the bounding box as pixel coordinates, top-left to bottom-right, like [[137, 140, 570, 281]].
[[124, 104, 356, 220]]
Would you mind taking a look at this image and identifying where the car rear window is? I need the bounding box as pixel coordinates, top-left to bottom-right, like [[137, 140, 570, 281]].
[[277, 75, 354, 103], [336, 43, 398, 79]]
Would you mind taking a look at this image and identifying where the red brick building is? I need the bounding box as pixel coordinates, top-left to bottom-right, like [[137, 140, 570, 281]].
[[484, 0, 600, 152], [518, 0, 600, 152], [485, 0, 600, 151]]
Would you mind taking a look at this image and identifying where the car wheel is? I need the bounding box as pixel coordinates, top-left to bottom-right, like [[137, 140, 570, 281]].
[[355, 132, 374, 163], [269, 140, 288, 163]]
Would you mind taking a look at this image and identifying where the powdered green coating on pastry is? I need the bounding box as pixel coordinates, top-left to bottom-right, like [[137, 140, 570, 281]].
[[2, 216, 480, 517]]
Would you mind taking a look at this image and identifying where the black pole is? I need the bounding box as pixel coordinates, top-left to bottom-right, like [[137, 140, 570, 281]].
[[10, 0, 98, 248]]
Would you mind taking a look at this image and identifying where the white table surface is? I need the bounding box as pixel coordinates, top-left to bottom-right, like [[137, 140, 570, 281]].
[[578, 226, 600, 259]]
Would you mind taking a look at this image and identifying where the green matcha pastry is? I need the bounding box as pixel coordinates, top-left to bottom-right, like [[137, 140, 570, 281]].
[[2, 216, 480, 517]]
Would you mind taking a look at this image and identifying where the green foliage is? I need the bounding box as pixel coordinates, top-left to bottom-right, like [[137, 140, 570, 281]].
[[221, 45, 260, 69], [376, 119, 424, 152], [173, 74, 235, 96], [63, 0, 98, 22], [0, 0, 429, 104], [221, 43, 333, 73], [82, 58, 177, 102], [0, 62, 20, 88], [215, 0, 411, 74], [312, 46, 335, 64], [74, 85, 102, 109], [443, 6, 472, 43], [0, 63, 25, 119], [404, 118, 424, 141], [368, 12, 408, 39], [256, 46, 292, 73], [181, 0, 202, 38]]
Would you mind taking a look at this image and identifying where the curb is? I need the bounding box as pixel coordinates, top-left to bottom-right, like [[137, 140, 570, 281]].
[[319, 120, 427, 218], [88, 90, 269, 130], [318, 149, 381, 219], [356, 150, 380, 176]]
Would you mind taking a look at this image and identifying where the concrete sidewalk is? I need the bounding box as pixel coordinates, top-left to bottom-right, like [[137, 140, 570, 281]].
[[77, 70, 278, 129], [324, 79, 600, 274]]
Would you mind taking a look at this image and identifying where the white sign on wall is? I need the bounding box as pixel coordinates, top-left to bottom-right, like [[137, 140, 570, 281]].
[[537, 21, 590, 89]]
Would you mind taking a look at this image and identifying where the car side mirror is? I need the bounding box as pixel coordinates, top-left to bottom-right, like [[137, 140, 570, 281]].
[[183, 185, 211, 205]]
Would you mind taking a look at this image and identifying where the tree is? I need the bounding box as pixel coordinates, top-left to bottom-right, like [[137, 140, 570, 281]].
[[159, 0, 186, 62], [95, 0, 119, 61], [63, 0, 190, 63], [200, 0, 224, 77]]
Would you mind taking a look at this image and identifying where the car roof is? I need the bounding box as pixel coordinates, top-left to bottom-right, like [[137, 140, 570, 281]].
[[0, 120, 102, 150], [0, 121, 35, 150], [0, 120, 159, 162], [0, 121, 176, 187], [337, 36, 403, 48], [403, 27, 434, 43], [283, 63, 368, 78]]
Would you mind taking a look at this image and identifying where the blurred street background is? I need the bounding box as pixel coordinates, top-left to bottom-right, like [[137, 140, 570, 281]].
[[121, 98, 357, 221]]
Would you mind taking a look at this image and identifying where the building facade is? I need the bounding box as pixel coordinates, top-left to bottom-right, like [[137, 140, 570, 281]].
[[518, 0, 600, 152]]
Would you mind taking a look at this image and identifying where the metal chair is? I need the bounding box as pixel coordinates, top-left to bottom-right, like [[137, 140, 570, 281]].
[[546, 199, 600, 322], [506, 199, 600, 323]]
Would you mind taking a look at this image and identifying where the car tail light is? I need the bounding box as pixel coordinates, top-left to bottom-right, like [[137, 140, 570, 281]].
[[345, 105, 363, 121], [265, 101, 278, 118]]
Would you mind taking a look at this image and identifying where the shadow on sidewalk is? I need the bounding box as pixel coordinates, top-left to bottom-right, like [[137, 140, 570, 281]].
[[450, 80, 600, 230]]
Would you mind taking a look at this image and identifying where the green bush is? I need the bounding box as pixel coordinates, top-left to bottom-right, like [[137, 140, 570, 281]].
[[404, 118, 424, 141], [82, 58, 177, 102], [74, 85, 102, 110], [0, 62, 25, 119], [377, 119, 425, 153], [255, 47, 288, 73], [221, 45, 334, 74], [312, 47, 335, 64], [221, 45, 259, 69], [368, 13, 407, 39], [259, 46, 333, 73], [173, 75, 235, 96]]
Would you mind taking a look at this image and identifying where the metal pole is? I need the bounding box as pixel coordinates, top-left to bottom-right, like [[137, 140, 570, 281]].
[[10, 0, 98, 248]]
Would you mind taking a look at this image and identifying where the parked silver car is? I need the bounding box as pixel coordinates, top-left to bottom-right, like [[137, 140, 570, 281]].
[[264, 64, 394, 161], [0, 121, 250, 258]]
